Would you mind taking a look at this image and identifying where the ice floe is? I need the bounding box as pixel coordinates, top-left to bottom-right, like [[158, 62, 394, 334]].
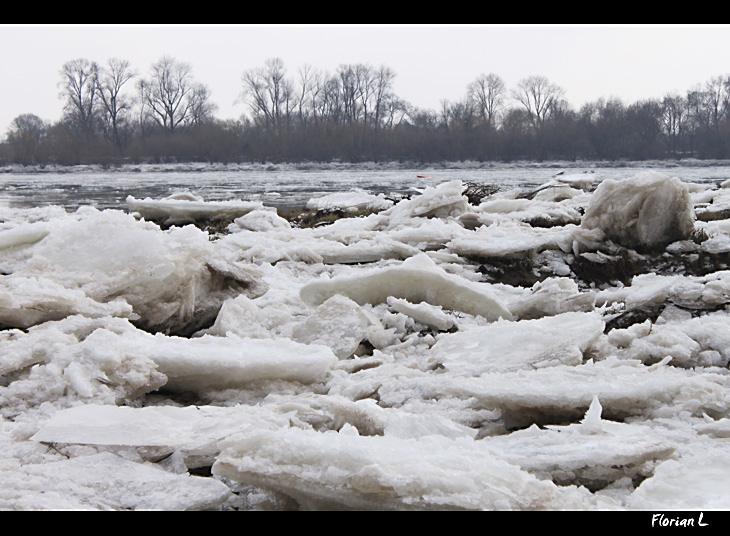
[[3, 169, 730, 510]]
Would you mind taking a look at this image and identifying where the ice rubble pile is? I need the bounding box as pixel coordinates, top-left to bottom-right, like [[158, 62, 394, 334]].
[[2, 171, 730, 510]]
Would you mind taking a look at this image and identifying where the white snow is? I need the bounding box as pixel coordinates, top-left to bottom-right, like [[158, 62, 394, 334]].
[[3, 168, 730, 510]]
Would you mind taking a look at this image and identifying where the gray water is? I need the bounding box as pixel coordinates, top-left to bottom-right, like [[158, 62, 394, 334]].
[[2, 160, 730, 212]]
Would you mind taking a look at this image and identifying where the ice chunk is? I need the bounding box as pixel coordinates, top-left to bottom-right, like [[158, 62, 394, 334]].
[[299, 253, 513, 321], [629, 445, 730, 510], [202, 294, 284, 339], [448, 220, 603, 260], [219, 226, 419, 265], [120, 331, 338, 392], [1, 452, 230, 510], [0, 316, 166, 414], [393, 356, 730, 428], [480, 398, 674, 490], [0, 221, 51, 250], [701, 234, 730, 254], [596, 271, 730, 313], [581, 172, 695, 250], [383, 180, 470, 229], [431, 312, 604, 375], [550, 170, 597, 190], [306, 189, 393, 212], [31, 403, 289, 467], [229, 208, 291, 232], [509, 277, 596, 319], [0, 276, 133, 328], [212, 425, 597, 510], [126, 193, 263, 226], [291, 295, 377, 359], [5, 208, 266, 334], [386, 296, 454, 331], [600, 312, 730, 368]]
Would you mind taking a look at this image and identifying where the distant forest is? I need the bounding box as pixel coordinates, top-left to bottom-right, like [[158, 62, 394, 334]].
[[3, 56, 730, 166]]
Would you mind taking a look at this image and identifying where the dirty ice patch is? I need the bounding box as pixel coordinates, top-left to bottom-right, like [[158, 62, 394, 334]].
[[581, 172, 695, 250]]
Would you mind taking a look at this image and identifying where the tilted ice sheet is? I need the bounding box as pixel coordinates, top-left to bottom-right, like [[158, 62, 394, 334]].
[[0, 452, 231, 511], [31, 403, 291, 466], [114, 329, 339, 392], [480, 397, 675, 489], [431, 312, 605, 375], [627, 441, 730, 510], [126, 192, 263, 226], [212, 423, 606, 510], [299, 253, 514, 321], [0, 207, 267, 334]]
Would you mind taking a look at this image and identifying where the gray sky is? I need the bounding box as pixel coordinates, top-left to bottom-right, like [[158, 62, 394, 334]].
[[2, 24, 730, 136]]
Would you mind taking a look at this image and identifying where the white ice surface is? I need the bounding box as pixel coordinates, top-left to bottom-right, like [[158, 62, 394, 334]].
[[3, 171, 730, 510]]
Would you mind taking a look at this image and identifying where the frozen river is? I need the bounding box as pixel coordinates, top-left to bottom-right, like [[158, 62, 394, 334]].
[[4, 158, 730, 510], [2, 160, 730, 211]]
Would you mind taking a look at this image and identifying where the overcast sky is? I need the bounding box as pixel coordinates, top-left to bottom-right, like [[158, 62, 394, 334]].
[[2, 24, 730, 136]]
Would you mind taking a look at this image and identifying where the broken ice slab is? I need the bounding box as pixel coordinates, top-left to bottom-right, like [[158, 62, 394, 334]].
[[291, 295, 378, 359], [1, 451, 230, 511], [212, 423, 608, 510], [447, 219, 604, 260], [299, 253, 513, 322], [1, 207, 267, 335], [431, 312, 604, 375], [119, 330, 339, 392], [126, 193, 264, 226], [628, 442, 730, 510], [386, 296, 455, 331], [31, 403, 290, 468], [481, 397, 675, 491], [374, 356, 730, 428], [0, 275, 134, 329]]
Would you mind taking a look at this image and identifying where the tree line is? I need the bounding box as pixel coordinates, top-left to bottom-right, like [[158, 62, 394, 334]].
[[2, 55, 730, 166]]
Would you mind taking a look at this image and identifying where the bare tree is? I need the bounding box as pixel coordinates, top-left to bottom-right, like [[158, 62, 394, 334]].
[[295, 64, 317, 125], [512, 75, 565, 131], [315, 74, 343, 123], [58, 58, 100, 138], [187, 83, 218, 126], [137, 56, 209, 131], [96, 58, 136, 147], [372, 65, 396, 130], [704, 75, 730, 128], [239, 58, 294, 129], [337, 64, 362, 123], [661, 93, 687, 155], [467, 73, 505, 126]]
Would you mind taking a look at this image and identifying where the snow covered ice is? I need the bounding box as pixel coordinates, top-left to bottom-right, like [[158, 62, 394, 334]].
[[3, 168, 730, 510]]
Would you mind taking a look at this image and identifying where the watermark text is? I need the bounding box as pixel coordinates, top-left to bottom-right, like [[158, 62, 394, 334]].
[[652, 512, 709, 528]]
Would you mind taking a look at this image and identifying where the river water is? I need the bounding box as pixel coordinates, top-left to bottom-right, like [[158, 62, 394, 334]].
[[2, 160, 730, 212]]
